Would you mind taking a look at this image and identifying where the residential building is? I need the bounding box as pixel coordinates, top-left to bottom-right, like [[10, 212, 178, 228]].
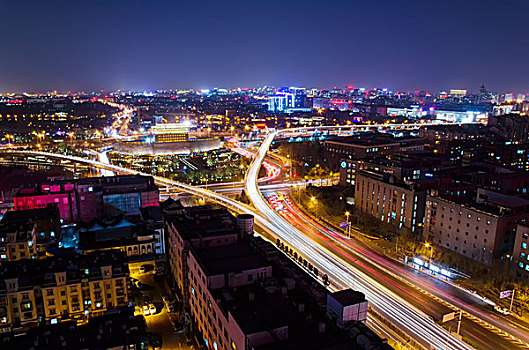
[[325, 134, 400, 162], [424, 189, 529, 264], [339, 152, 448, 187], [484, 141, 529, 171], [0, 205, 61, 260], [418, 124, 490, 143], [0, 309, 149, 349], [488, 114, 529, 143], [354, 170, 426, 234], [0, 250, 129, 331], [165, 205, 239, 301], [166, 204, 391, 350], [513, 224, 529, 278], [325, 132, 424, 164], [470, 164, 529, 195]]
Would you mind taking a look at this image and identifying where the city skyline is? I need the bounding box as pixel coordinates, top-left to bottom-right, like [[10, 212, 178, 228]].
[[1, 0, 528, 93]]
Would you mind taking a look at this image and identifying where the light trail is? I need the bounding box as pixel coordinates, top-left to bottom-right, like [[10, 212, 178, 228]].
[[0, 149, 425, 346], [245, 132, 474, 350]]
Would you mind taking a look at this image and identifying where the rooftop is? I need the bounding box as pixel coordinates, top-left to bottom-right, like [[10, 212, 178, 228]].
[[167, 205, 237, 241], [327, 132, 423, 147], [326, 133, 400, 147], [0, 308, 148, 349], [0, 249, 128, 290], [330, 289, 366, 306], [0, 205, 60, 224], [195, 239, 269, 276]]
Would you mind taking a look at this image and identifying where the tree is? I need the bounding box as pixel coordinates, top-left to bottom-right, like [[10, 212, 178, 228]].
[[236, 189, 250, 204]]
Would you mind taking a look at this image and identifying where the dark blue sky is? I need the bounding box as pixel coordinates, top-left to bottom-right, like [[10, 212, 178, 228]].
[[1, 0, 528, 93]]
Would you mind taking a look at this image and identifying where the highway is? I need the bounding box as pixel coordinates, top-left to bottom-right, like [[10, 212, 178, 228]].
[[0, 149, 419, 347], [2, 121, 522, 349], [265, 190, 529, 350], [245, 132, 528, 350]]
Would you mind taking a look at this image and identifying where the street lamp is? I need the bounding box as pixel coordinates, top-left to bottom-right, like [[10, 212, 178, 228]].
[[425, 242, 433, 261]]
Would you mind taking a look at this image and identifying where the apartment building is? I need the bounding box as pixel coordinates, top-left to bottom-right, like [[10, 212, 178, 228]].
[[0, 309, 149, 349], [425, 189, 529, 264], [0, 205, 61, 261], [165, 206, 239, 301], [325, 132, 424, 164], [512, 224, 529, 278], [354, 170, 426, 234], [166, 204, 391, 350], [0, 250, 129, 331], [339, 152, 448, 187]]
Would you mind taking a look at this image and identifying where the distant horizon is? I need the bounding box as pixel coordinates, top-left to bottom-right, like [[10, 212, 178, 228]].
[[0, 83, 525, 96]]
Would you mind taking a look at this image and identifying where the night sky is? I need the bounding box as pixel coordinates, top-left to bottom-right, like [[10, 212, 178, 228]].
[[1, 0, 528, 93]]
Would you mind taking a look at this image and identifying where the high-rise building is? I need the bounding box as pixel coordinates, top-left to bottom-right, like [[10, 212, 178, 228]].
[[267, 93, 295, 112]]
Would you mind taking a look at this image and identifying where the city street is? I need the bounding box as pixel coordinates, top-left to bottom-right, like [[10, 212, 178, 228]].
[[245, 132, 528, 350], [130, 263, 192, 350]]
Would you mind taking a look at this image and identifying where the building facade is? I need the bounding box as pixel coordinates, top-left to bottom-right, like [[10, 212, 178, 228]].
[[0, 250, 129, 331], [13, 175, 159, 223], [512, 224, 529, 278], [354, 170, 426, 234], [425, 190, 529, 264]]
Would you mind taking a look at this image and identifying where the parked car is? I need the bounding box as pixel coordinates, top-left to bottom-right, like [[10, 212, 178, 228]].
[[142, 305, 150, 316], [149, 303, 157, 315], [139, 264, 154, 274]]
